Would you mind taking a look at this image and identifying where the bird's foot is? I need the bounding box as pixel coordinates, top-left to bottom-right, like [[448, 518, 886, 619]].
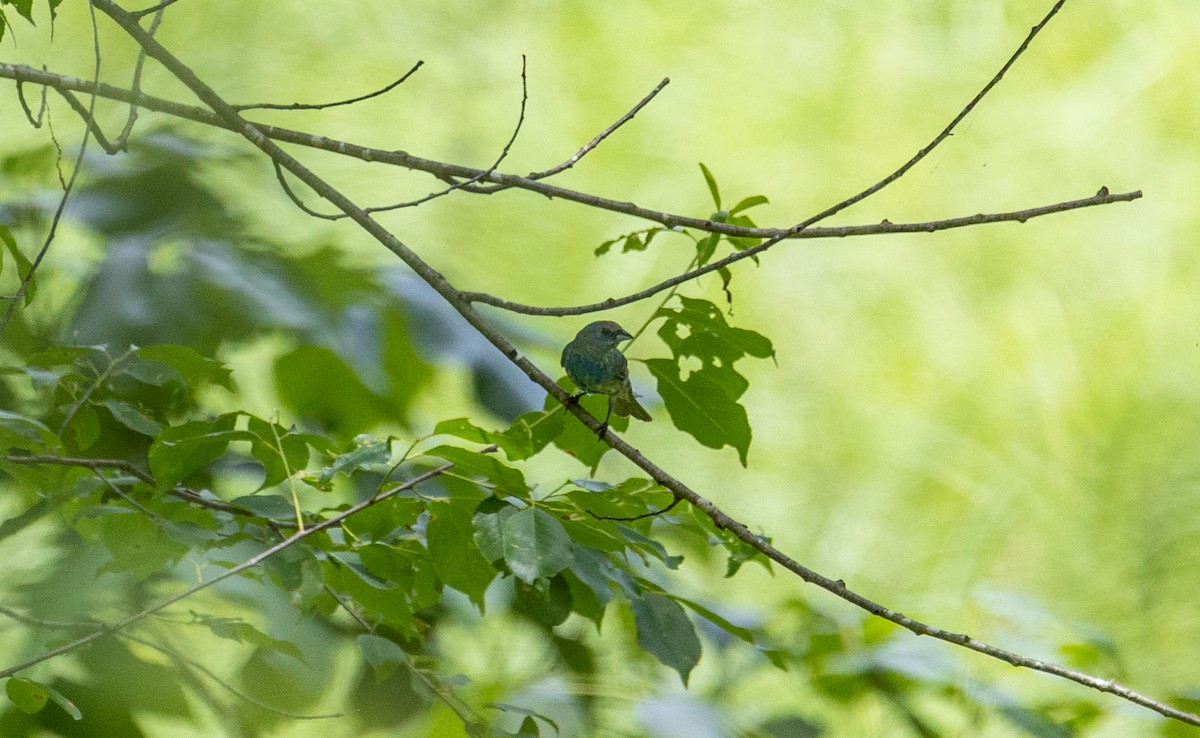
[[595, 422, 609, 439]]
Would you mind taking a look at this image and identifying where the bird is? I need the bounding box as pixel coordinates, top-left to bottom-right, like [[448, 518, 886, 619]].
[[560, 320, 652, 436]]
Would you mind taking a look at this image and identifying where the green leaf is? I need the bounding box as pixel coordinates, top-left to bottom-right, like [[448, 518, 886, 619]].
[[425, 444, 528, 499], [501, 508, 574, 584], [630, 591, 702, 685], [6, 0, 33, 23], [275, 344, 394, 437], [357, 634, 408, 682], [487, 703, 561, 736], [0, 225, 34, 305], [436, 410, 563, 462], [148, 413, 242, 489], [670, 594, 788, 669], [646, 359, 751, 466], [315, 435, 392, 484], [191, 613, 305, 662], [428, 504, 497, 610], [134, 344, 234, 391], [472, 497, 517, 564], [228, 494, 296, 520], [6, 677, 49, 714], [513, 574, 572, 627], [0, 410, 57, 451], [89, 511, 189, 578], [246, 415, 311, 489], [657, 296, 775, 370], [695, 233, 719, 267], [43, 682, 81, 720], [101, 399, 163, 436], [698, 162, 721, 209], [729, 194, 769, 215]]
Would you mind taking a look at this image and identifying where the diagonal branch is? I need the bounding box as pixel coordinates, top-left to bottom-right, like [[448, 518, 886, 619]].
[[83, 0, 1198, 726]]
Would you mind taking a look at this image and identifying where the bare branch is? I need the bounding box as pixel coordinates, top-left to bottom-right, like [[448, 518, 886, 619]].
[[462, 187, 1143, 315], [234, 61, 424, 112]]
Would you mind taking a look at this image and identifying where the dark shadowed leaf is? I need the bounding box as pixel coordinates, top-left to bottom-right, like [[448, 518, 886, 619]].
[[630, 591, 702, 685], [646, 359, 751, 466]]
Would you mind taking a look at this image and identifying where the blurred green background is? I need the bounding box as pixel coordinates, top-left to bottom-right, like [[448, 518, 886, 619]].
[[2, 0, 1198, 735]]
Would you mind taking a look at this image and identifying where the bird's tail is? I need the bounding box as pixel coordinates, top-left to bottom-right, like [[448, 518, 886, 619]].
[[614, 388, 652, 422]]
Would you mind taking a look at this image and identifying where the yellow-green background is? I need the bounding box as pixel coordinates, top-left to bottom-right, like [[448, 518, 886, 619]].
[[2, 0, 1198, 735]]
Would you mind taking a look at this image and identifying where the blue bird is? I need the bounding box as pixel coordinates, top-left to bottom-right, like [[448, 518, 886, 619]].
[[561, 320, 652, 436]]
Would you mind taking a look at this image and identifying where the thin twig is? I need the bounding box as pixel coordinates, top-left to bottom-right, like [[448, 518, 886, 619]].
[[589, 494, 683, 522], [0, 462, 453, 680], [524, 77, 670, 181], [129, 0, 181, 19], [234, 61, 424, 112], [461, 187, 1143, 315], [112, 6, 165, 150]]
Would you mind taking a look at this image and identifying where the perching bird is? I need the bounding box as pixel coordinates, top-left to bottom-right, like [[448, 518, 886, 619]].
[[561, 320, 652, 436]]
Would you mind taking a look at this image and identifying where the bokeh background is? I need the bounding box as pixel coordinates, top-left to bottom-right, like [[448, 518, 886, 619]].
[[1, 0, 1198, 735]]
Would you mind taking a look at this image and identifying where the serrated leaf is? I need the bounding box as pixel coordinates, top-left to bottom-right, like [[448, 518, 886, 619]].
[[357, 634, 408, 682], [646, 359, 751, 466], [698, 162, 721, 209], [501, 508, 574, 584], [472, 497, 517, 564], [316, 436, 391, 484], [630, 591, 702, 685]]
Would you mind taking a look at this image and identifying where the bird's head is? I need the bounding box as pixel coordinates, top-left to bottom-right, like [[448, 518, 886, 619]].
[[577, 320, 634, 347]]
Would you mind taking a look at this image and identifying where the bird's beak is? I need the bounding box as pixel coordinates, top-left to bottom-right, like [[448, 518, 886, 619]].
[[616, 328, 634, 342]]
